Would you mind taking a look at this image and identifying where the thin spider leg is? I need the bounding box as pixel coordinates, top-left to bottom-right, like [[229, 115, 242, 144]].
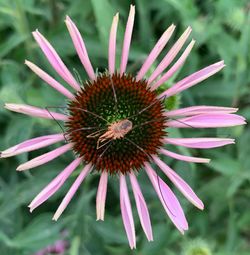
[[127, 95, 166, 120], [132, 114, 198, 131], [45, 107, 68, 143], [46, 106, 109, 123], [69, 107, 110, 123], [123, 137, 176, 217], [87, 128, 107, 138], [97, 138, 112, 150], [95, 140, 113, 167], [132, 118, 166, 131], [109, 74, 118, 114], [66, 126, 100, 136]]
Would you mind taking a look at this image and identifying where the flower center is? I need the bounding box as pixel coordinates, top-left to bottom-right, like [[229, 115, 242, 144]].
[[65, 72, 166, 175]]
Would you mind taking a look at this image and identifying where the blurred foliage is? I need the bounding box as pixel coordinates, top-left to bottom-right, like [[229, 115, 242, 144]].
[[0, 0, 249, 254]]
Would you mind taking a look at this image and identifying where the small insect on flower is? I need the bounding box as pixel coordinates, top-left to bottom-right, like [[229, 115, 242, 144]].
[[1, 5, 246, 249], [90, 119, 133, 149]]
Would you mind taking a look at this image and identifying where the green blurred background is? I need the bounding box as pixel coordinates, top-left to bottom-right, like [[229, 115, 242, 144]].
[[0, 0, 249, 254]]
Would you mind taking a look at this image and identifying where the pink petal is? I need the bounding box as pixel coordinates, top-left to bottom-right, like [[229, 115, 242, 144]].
[[25, 60, 74, 99], [165, 105, 238, 117], [167, 113, 246, 128], [108, 13, 119, 74], [120, 5, 135, 74], [129, 173, 153, 241], [5, 103, 68, 121], [65, 16, 96, 80], [160, 148, 210, 163], [1, 133, 65, 158], [136, 24, 176, 81], [29, 158, 81, 212], [153, 156, 204, 210], [144, 163, 188, 233], [16, 143, 72, 171], [151, 40, 195, 90], [120, 174, 136, 249], [33, 30, 80, 90], [96, 171, 108, 221], [53, 163, 92, 221], [163, 137, 235, 148], [159, 61, 225, 98], [148, 26, 192, 84]]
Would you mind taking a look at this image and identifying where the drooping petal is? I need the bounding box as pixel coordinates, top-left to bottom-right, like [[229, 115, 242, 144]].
[[167, 113, 246, 128], [129, 173, 153, 241], [148, 26, 192, 84], [160, 148, 210, 163], [65, 16, 96, 80], [163, 137, 235, 148], [29, 158, 81, 212], [136, 24, 176, 81], [5, 103, 68, 121], [25, 60, 74, 99], [96, 171, 108, 221], [120, 174, 136, 249], [153, 156, 204, 210], [159, 61, 225, 98], [32, 30, 80, 90], [53, 163, 92, 221], [1, 134, 65, 158], [120, 5, 135, 74], [151, 40, 195, 90], [16, 143, 72, 171], [144, 163, 188, 233], [109, 13, 119, 74], [165, 105, 238, 117]]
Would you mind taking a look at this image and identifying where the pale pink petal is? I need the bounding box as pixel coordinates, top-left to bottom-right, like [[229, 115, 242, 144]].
[[136, 24, 176, 81], [120, 5, 135, 74], [1, 134, 65, 158], [29, 158, 81, 212], [25, 60, 74, 99], [151, 40, 195, 90], [129, 173, 153, 241], [167, 113, 246, 128], [96, 171, 108, 221], [148, 26, 192, 84], [109, 13, 119, 74], [120, 174, 136, 249], [53, 163, 92, 221], [5, 103, 68, 121], [144, 163, 188, 233], [16, 143, 72, 171], [159, 61, 225, 98], [32, 30, 80, 90], [160, 148, 210, 163], [165, 106, 238, 117], [153, 156, 204, 210], [163, 137, 235, 148], [65, 16, 96, 80]]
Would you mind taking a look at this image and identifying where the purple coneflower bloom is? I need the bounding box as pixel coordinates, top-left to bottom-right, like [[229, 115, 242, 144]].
[[1, 5, 245, 249]]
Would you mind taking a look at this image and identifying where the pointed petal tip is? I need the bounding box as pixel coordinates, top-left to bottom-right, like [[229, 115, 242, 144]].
[[96, 217, 104, 221], [16, 165, 25, 171]]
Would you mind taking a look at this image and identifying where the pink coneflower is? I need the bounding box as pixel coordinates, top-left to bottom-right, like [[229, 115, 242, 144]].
[[1, 5, 245, 249]]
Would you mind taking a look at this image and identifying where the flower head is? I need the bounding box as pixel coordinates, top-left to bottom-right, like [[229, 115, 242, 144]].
[[1, 5, 245, 249]]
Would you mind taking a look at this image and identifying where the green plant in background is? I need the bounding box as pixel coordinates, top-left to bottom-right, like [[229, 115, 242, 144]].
[[0, 0, 249, 255]]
